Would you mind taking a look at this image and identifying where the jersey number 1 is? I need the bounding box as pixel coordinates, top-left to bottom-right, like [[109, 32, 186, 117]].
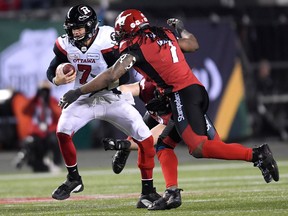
[[169, 41, 179, 63]]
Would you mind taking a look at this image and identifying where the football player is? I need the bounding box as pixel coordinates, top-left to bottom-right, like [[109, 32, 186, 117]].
[[102, 17, 201, 176], [46, 5, 160, 207]]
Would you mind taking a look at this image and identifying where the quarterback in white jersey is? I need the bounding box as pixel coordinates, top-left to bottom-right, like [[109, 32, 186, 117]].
[[46, 5, 157, 205]]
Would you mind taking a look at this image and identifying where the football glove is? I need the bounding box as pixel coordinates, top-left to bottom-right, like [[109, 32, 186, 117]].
[[59, 88, 82, 109], [145, 97, 171, 115], [167, 18, 185, 35]]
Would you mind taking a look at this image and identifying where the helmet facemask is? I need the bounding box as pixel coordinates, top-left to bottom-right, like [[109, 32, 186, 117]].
[[113, 28, 128, 44]]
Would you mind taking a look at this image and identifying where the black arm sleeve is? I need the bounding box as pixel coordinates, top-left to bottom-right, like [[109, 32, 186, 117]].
[[46, 56, 64, 83], [46, 43, 69, 83]]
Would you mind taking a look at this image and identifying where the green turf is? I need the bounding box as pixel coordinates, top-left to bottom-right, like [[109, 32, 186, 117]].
[[0, 160, 287, 216]]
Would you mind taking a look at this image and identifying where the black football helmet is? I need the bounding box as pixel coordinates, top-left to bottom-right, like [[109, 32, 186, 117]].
[[64, 5, 98, 45]]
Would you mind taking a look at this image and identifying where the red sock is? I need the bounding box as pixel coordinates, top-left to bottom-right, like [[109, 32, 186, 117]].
[[157, 148, 178, 188], [134, 135, 155, 179], [202, 140, 253, 161], [57, 132, 77, 166]]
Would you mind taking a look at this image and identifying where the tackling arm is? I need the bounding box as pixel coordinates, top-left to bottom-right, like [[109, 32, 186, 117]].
[[80, 53, 136, 94], [59, 53, 136, 109]]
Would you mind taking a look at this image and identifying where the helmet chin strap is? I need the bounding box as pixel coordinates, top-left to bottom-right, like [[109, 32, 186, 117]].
[[74, 39, 87, 51], [95, 21, 100, 30], [73, 31, 90, 48]]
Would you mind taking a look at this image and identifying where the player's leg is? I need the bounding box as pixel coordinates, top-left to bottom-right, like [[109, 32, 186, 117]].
[[205, 109, 278, 182], [204, 114, 221, 141], [171, 85, 279, 183], [103, 111, 159, 151], [103, 123, 164, 151], [150, 113, 222, 210], [103, 111, 162, 174], [46, 131, 63, 167], [148, 120, 183, 210], [105, 100, 160, 208], [104, 123, 165, 174], [52, 99, 94, 200], [109, 137, 132, 174]]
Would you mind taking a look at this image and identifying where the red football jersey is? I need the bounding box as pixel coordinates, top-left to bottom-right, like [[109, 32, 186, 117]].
[[119, 28, 202, 94], [139, 78, 171, 125]]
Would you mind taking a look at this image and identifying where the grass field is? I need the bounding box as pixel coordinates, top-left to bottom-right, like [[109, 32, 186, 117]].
[[0, 160, 287, 216]]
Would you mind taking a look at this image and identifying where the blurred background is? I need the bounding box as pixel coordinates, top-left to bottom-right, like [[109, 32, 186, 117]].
[[0, 0, 287, 156]]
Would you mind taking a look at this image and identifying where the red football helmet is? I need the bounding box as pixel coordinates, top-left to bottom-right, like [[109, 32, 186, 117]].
[[114, 9, 149, 42]]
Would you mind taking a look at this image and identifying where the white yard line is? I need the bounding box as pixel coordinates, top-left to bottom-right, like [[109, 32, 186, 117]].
[[1, 161, 287, 180]]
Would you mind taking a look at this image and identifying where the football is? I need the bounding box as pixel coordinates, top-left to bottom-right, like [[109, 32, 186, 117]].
[[57, 63, 76, 75]]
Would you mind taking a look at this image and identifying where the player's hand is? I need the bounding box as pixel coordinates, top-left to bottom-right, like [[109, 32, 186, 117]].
[[59, 88, 82, 109], [167, 18, 184, 35], [55, 65, 76, 85]]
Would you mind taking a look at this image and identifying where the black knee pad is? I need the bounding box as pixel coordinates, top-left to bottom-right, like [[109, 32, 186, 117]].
[[155, 138, 173, 153]]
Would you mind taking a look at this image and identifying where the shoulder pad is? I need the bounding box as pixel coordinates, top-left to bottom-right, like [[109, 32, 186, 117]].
[[60, 34, 68, 39]]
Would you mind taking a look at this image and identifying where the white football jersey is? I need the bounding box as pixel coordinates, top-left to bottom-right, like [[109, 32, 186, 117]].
[[55, 27, 151, 143], [56, 25, 116, 97]]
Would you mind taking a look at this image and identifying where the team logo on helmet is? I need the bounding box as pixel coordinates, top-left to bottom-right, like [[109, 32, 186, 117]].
[[115, 13, 131, 28], [78, 6, 92, 21], [114, 9, 149, 43]]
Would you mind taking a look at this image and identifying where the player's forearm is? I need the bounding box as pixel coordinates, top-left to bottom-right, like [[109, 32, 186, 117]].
[[79, 55, 133, 95], [79, 68, 114, 94], [180, 29, 196, 40], [46, 57, 59, 83], [178, 32, 199, 53]]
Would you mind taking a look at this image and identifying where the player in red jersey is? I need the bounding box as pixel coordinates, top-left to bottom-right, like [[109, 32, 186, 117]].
[[59, 9, 279, 210], [103, 18, 202, 175]]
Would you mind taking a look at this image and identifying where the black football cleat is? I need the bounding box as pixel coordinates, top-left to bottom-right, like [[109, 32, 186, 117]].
[[252, 144, 279, 183], [148, 188, 183, 210], [52, 175, 84, 200], [102, 138, 131, 151], [136, 188, 162, 208], [112, 150, 131, 174]]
